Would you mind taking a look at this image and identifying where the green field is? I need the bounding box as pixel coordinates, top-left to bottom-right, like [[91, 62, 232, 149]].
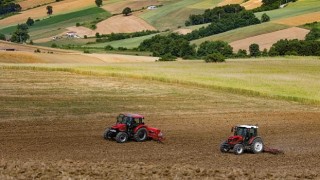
[[191, 22, 290, 45], [84, 34, 160, 49], [2, 57, 320, 104], [255, 0, 320, 20], [0, 7, 111, 40], [140, 0, 222, 30]]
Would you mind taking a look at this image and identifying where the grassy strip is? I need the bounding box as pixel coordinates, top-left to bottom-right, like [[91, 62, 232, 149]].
[[1, 63, 319, 105]]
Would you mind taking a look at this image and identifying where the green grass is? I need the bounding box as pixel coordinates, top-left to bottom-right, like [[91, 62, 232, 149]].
[[84, 33, 160, 49], [139, 0, 222, 30], [255, 0, 320, 21], [1, 57, 320, 104], [191, 22, 289, 45], [0, 7, 111, 40]]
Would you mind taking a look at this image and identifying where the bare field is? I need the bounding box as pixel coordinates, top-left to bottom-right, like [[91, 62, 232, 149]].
[[18, 0, 55, 10], [230, 27, 310, 51], [95, 15, 157, 34], [218, 0, 243, 7], [102, 0, 161, 14], [0, 69, 319, 179]]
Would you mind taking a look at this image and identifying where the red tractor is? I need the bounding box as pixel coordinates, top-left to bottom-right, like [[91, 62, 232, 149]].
[[103, 113, 164, 143], [220, 125, 264, 155]]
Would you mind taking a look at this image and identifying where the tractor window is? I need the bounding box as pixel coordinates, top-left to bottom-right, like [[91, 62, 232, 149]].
[[235, 128, 247, 137]]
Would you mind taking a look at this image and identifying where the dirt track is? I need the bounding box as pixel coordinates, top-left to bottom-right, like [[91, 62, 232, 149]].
[[0, 69, 320, 179]]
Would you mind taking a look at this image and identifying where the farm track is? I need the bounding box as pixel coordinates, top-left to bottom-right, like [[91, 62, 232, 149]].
[[0, 69, 320, 179]]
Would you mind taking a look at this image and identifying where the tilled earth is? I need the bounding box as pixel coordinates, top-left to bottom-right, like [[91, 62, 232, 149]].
[[0, 69, 320, 179]]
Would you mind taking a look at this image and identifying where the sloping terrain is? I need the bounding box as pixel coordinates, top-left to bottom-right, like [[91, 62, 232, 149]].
[[218, 0, 243, 6], [18, 0, 55, 10], [241, 0, 262, 10], [273, 11, 320, 26], [102, 0, 161, 14], [229, 27, 310, 51], [0, 68, 319, 179]]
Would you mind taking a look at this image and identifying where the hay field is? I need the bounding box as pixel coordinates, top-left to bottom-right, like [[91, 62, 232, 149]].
[[229, 27, 310, 51], [241, 0, 262, 10], [274, 11, 320, 26], [0, 0, 95, 27], [218, 0, 243, 7], [0, 66, 319, 179], [102, 0, 161, 14]]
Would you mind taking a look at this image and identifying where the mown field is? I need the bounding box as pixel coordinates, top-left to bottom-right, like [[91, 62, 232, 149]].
[[0, 61, 320, 178]]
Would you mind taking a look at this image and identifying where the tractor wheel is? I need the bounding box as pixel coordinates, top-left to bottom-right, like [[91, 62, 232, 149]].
[[220, 141, 230, 153], [233, 144, 244, 155], [134, 128, 148, 142], [251, 138, 264, 154], [115, 132, 128, 143], [103, 128, 112, 140]]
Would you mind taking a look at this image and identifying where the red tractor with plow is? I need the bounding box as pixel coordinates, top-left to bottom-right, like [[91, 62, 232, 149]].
[[103, 113, 164, 143], [220, 125, 283, 155]]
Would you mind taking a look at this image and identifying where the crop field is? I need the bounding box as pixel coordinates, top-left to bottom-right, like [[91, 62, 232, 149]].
[[191, 22, 289, 45], [18, 0, 56, 10], [241, 0, 262, 10], [0, 61, 320, 178]]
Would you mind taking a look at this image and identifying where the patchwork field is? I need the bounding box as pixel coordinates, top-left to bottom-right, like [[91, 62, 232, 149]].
[[0, 64, 319, 178], [0, 0, 95, 28], [241, 0, 262, 10], [102, 0, 161, 14], [18, 0, 55, 10], [229, 27, 310, 51]]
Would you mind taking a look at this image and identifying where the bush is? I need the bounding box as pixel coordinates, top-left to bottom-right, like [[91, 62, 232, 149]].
[[51, 43, 58, 48], [83, 50, 90, 54], [84, 35, 87, 39], [261, 13, 270, 22], [204, 53, 225, 63], [76, 22, 80, 27], [105, 45, 114, 50], [158, 54, 176, 61], [0, 33, 6, 40], [34, 49, 41, 53]]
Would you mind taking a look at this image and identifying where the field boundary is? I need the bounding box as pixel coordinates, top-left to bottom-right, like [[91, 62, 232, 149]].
[[1, 65, 319, 105]]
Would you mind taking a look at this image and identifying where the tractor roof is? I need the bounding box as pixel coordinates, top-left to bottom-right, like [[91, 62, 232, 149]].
[[237, 125, 258, 129], [124, 113, 144, 119]]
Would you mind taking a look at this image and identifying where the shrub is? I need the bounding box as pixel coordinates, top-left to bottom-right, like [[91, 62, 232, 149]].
[[204, 53, 225, 63], [105, 45, 114, 50], [51, 43, 58, 48], [158, 53, 176, 61]]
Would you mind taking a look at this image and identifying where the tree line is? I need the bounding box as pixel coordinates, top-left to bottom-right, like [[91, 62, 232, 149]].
[[0, 0, 21, 15]]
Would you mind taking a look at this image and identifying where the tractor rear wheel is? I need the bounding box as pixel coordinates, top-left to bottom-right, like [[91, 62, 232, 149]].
[[233, 144, 244, 155], [251, 138, 264, 153], [220, 141, 230, 153], [115, 132, 128, 143], [134, 128, 148, 142], [103, 128, 112, 140]]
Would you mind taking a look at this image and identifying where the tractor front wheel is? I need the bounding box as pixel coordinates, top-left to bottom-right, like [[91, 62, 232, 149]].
[[115, 132, 128, 143], [134, 128, 148, 142], [251, 138, 264, 154], [220, 141, 230, 153], [233, 144, 244, 155]]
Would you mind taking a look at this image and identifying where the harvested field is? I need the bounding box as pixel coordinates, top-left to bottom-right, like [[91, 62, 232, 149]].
[[174, 28, 193, 35], [218, 0, 243, 7], [0, 0, 94, 27], [241, 0, 262, 10], [102, 0, 161, 14], [18, 0, 55, 10], [274, 12, 320, 26], [0, 68, 319, 179], [95, 15, 157, 34], [230, 27, 310, 52]]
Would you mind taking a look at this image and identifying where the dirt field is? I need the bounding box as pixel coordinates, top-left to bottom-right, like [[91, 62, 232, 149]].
[[218, 0, 243, 7], [230, 27, 310, 52], [241, 0, 262, 10], [95, 15, 157, 34], [0, 0, 94, 27], [274, 12, 320, 26], [0, 68, 319, 179], [102, 0, 161, 14]]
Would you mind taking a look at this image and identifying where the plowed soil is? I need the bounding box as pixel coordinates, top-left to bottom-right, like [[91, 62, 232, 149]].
[[0, 69, 319, 179]]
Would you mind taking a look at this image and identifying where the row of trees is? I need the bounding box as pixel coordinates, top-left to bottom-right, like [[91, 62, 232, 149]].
[[95, 30, 159, 42], [0, 0, 21, 15]]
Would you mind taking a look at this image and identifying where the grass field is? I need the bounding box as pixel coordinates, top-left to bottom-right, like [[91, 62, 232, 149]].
[[0, 7, 111, 40], [255, 0, 320, 21], [85, 33, 160, 49], [191, 22, 289, 45], [1, 57, 320, 104]]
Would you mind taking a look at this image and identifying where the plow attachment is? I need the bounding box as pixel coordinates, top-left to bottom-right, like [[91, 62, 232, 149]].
[[263, 146, 284, 155]]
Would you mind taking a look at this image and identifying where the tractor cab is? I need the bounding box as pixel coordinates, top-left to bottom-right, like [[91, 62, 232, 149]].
[[233, 125, 258, 141]]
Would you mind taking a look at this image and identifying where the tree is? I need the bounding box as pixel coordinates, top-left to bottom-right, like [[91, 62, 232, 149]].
[[95, 0, 102, 7], [261, 13, 270, 22], [26, 17, 34, 26], [204, 53, 225, 63], [197, 41, 233, 58], [122, 7, 132, 16], [46, 6, 53, 15], [249, 43, 261, 57], [305, 28, 320, 41], [0, 33, 5, 40], [235, 49, 247, 58], [10, 24, 30, 43]]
